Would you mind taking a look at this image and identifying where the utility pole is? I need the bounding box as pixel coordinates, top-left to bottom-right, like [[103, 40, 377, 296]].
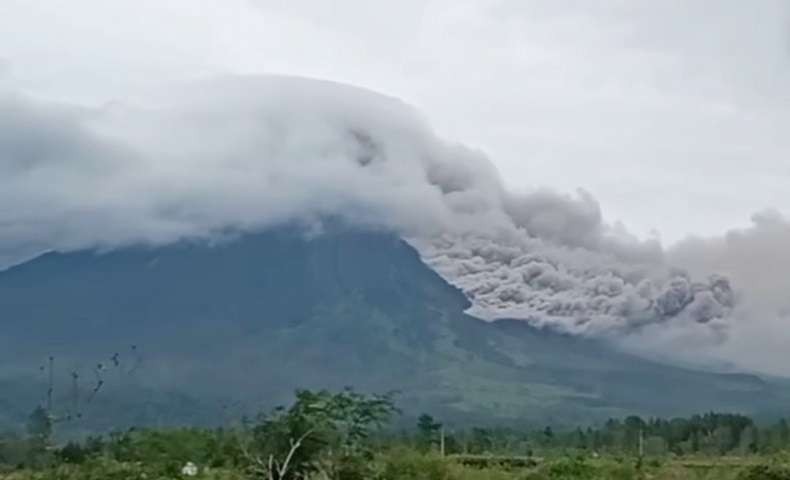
[[440, 426, 446, 457]]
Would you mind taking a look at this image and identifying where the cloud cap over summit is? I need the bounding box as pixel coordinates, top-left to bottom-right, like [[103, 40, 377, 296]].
[[0, 75, 746, 354]]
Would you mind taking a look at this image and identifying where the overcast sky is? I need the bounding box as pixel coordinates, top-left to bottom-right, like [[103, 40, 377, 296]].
[[1, 0, 789, 244]]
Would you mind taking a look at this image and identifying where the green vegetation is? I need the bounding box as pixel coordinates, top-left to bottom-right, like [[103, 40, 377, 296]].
[[4, 389, 790, 479]]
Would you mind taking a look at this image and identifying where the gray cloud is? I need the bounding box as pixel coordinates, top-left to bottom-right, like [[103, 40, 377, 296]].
[[415, 233, 732, 339], [661, 212, 790, 374], [1, 0, 788, 244], [0, 76, 493, 263], [0, 75, 739, 351], [0, 94, 141, 264]]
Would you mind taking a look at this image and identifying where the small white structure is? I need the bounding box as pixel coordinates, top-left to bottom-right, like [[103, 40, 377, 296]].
[[181, 461, 199, 477]]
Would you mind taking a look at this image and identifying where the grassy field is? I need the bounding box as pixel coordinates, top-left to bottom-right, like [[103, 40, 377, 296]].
[[5, 390, 790, 479], [3, 453, 790, 480]]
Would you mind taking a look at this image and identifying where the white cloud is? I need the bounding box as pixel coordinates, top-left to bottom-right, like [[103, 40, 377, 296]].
[[2, 1, 788, 244]]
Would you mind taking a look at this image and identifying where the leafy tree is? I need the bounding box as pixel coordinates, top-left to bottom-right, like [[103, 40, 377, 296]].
[[542, 426, 554, 448], [416, 414, 442, 452], [690, 429, 700, 453], [245, 388, 398, 479], [777, 419, 790, 447], [57, 442, 89, 464], [26, 406, 51, 444], [468, 428, 494, 454], [0, 431, 30, 468], [572, 427, 588, 450]]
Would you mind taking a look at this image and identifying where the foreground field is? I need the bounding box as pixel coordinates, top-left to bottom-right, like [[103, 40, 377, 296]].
[[4, 453, 790, 480], [5, 390, 790, 479]]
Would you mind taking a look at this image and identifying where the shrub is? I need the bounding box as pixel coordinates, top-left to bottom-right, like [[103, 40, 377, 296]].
[[737, 464, 790, 480], [545, 457, 595, 480], [380, 448, 451, 480]]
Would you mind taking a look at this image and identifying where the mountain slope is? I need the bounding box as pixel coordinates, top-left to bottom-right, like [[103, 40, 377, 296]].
[[0, 227, 786, 430]]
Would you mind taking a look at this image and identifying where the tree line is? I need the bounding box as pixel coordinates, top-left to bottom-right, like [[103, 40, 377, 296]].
[[414, 412, 790, 457], [4, 389, 790, 478]]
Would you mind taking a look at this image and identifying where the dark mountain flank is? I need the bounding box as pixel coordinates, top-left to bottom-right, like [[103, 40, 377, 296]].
[[0, 227, 786, 431]]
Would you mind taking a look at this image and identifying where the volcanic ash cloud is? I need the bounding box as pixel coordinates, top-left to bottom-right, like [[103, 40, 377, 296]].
[[0, 75, 737, 343]]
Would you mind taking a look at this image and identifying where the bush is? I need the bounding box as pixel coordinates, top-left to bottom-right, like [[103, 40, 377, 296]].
[[545, 457, 596, 480], [737, 464, 790, 480], [597, 462, 639, 480], [57, 442, 89, 464], [380, 449, 451, 480]]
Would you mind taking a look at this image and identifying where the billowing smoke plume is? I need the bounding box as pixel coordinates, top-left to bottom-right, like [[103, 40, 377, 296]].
[[416, 233, 734, 338], [661, 212, 790, 374], [0, 75, 736, 342]]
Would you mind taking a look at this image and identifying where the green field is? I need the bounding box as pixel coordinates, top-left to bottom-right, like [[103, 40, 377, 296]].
[[3, 453, 790, 480], [4, 389, 790, 479]]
